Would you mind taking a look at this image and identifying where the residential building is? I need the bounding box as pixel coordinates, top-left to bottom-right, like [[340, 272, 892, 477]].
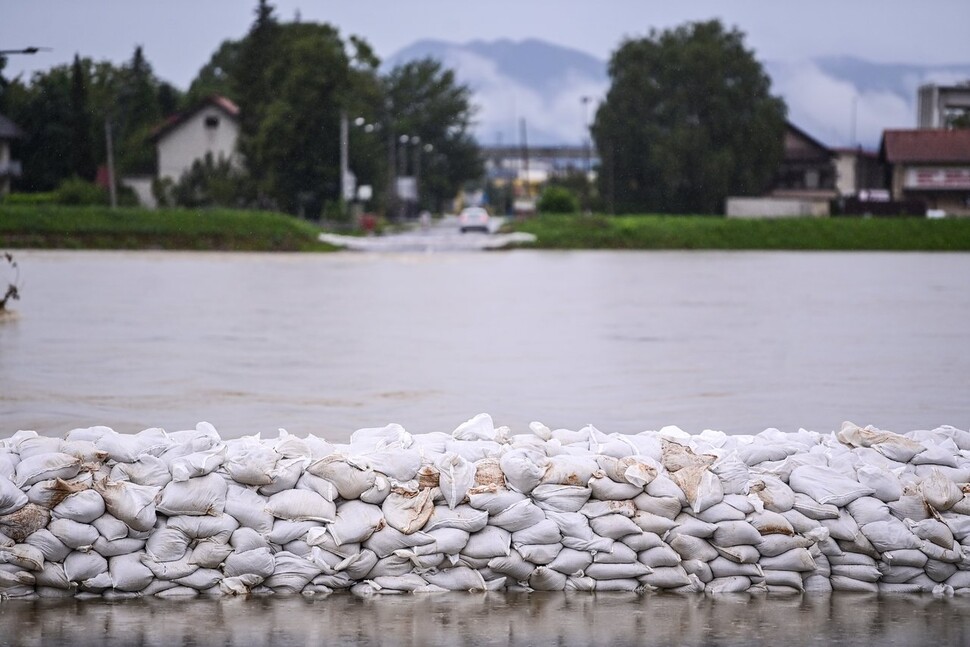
[[151, 95, 241, 183], [917, 83, 970, 129], [880, 129, 970, 216], [771, 122, 837, 201], [0, 113, 24, 196], [833, 147, 884, 198]]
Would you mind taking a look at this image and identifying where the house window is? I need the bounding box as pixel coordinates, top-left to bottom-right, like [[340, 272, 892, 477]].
[[204, 116, 220, 129]]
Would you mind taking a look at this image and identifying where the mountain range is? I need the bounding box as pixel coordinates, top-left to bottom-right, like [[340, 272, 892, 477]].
[[386, 39, 970, 150]]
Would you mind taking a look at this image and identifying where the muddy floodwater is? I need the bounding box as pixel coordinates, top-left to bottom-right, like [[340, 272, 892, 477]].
[[2, 249, 970, 645], [1, 592, 969, 647], [1, 250, 969, 439]]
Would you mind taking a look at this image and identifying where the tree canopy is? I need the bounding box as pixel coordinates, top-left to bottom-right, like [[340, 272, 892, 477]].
[[592, 20, 787, 214]]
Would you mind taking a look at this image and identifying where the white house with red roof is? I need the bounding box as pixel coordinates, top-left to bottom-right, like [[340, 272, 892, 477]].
[[151, 95, 241, 184]]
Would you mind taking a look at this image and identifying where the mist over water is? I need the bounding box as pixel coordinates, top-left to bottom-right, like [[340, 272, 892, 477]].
[[2, 250, 968, 440]]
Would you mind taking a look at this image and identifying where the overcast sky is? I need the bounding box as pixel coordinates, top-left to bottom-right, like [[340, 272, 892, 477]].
[[2, 0, 969, 88]]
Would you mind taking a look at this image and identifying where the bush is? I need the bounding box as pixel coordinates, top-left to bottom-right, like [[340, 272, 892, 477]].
[[54, 177, 109, 206], [154, 153, 254, 209], [537, 186, 580, 214]]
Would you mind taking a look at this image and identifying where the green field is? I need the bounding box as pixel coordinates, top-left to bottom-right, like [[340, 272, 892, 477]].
[[0, 205, 334, 251], [508, 214, 970, 251]]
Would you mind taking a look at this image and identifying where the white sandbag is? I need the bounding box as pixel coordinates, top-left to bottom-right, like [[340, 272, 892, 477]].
[[748, 475, 795, 513], [295, 472, 338, 501], [918, 469, 963, 511], [24, 529, 71, 562], [0, 475, 28, 516], [788, 465, 875, 507], [531, 484, 592, 513], [527, 566, 567, 591], [515, 543, 562, 565], [638, 545, 682, 569], [175, 567, 223, 591], [888, 494, 932, 522], [15, 453, 82, 488], [96, 428, 171, 463], [423, 566, 487, 591], [146, 527, 191, 562], [190, 541, 234, 568], [642, 565, 692, 589], [108, 455, 172, 488], [819, 509, 860, 542], [306, 455, 375, 500], [156, 473, 227, 517], [714, 544, 761, 564], [837, 422, 926, 463], [329, 501, 385, 545], [860, 519, 922, 552], [48, 518, 99, 550], [748, 510, 795, 536], [487, 550, 536, 581], [581, 499, 637, 519], [696, 502, 746, 524], [759, 548, 816, 572], [545, 511, 615, 553], [382, 489, 434, 535], [511, 519, 561, 546], [846, 497, 892, 526], [91, 514, 129, 541], [224, 484, 274, 534], [64, 551, 107, 582], [585, 561, 651, 580], [467, 488, 526, 515], [499, 449, 547, 494], [424, 505, 489, 533], [462, 526, 511, 560], [51, 490, 105, 524], [622, 531, 664, 552], [108, 552, 154, 592], [223, 438, 280, 486], [94, 479, 159, 532], [223, 547, 275, 579], [170, 446, 226, 483], [711, 521, 763, 547], [666, 515, 718, 540], [167, 514, 239, 542], [791, 493, 840, 520], [669, 464, 723, 514], [263, 551, 321, 593], [0, 544, 44, 571], [589, 514, 641, 540], [631, 511, 679, 535], [756, 534, 817, 558], [265, 489, 335, 523], [434, 452, 477, 509], [489, 499, 545, 533], [267, 519, 319, 545], [705, 576, 752, 594], [633, 493, 682, 519], [592, 542, 638, 564], [92, 537, 145, 558], [363, 527, 435, 559], [668, 534, 719, 562]]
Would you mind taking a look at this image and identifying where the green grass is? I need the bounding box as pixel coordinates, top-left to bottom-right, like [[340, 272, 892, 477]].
[[508, 214, 970, 251], [0, 205, 336, 252]]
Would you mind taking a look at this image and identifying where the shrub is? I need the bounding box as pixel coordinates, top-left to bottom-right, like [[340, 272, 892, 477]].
[[538, 186, 580, 214], [54, 177, 109, 206]]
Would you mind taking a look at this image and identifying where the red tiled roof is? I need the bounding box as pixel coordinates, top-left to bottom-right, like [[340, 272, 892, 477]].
[[881, 129, 970, 164], [150, 95, 240, 142]]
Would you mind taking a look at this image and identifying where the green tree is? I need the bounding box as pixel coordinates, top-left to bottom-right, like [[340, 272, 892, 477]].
[[114, 46, 164, 174], [383, 58, 482, 213], [70, 54, 97, 181], [538, 185, 580, 214], [593, 20, 786, 214]]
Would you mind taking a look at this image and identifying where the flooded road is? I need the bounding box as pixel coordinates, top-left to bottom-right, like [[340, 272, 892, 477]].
[[1, 249, 969, 440]]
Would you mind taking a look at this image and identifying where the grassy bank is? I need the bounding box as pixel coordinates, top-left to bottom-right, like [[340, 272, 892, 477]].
[[0, 205, 335, 252], [508, 214, 970, 251]]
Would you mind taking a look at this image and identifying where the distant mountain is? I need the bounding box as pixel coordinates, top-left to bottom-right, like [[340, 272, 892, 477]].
[[387, 39, 970, 149]]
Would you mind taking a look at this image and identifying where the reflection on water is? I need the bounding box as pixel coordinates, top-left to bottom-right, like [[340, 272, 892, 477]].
[[2, 250, 969, 440], [1, 592, 969, 647]]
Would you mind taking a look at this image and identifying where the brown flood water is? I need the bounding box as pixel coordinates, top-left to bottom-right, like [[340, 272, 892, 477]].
[[1, 592, 969, 647]]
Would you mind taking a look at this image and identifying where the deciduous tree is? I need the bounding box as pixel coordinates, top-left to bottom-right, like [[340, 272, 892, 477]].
[[593, 20, 786, 214]]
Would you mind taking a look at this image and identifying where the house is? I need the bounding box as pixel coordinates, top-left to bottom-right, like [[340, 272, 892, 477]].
[[151, 95, 241, 183], [832, 147, 884, 198], [879, 129, 970, 216], [727, 122, 838, 217], [771, 122, 837, 201], [0, 113, 24, 196]]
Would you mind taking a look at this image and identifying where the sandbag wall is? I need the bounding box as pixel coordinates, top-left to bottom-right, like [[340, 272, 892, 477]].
[[2, 415, 970, 599]]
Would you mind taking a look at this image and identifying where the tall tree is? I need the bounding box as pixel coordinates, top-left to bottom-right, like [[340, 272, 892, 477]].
[[115, 45, 163, 174], [383, 58, 482, 213], [69, 54, 97, 181], [593, 20, 787, 214]]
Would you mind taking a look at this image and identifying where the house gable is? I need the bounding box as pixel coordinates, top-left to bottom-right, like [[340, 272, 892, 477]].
[[153, 96, 241, 182]]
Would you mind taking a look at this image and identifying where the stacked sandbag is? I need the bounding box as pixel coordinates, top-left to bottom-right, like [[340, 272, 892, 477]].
[[1, 415, 969, 599]]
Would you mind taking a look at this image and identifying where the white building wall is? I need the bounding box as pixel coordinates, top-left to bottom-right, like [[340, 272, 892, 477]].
[[834, 153, 857, 197], [157, 107, 240, 182], [726, 197, 830, 218]]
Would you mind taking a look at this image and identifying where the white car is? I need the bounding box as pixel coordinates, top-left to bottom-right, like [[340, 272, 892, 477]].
[[459, 207, 490, 233]]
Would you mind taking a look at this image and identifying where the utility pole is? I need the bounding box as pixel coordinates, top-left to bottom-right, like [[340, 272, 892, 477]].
[[104, 117, 117, 209], [339, 110, 351, 203]]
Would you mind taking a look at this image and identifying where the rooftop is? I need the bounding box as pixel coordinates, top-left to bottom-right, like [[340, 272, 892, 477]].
[[881, 129, 970, 164]]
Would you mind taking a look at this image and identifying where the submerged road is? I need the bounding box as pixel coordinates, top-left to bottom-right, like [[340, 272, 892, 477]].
[[319, 215, 537, 252]]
